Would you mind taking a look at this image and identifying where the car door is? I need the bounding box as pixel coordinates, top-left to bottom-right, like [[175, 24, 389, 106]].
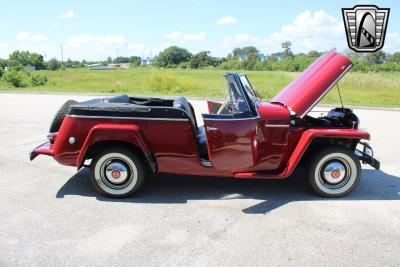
[[202, 115, 258, 171], [202, 75, 259, 171]]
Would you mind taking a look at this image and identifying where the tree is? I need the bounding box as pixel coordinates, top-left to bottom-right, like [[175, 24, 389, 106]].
[[9, 50, 46, 70], [365, 51, 386, 64], [232, 48, 242, 58], [189, 51, 213, 69], [231, 46, 259, 61], [281, 41, 293, 58], [388, 52, 400, 64], [154, 46, 192, 67], [308, 50, 322, 57], [114, 56, 130, 63], [129, 56, 141, 66], [47, 58, 62, 70]]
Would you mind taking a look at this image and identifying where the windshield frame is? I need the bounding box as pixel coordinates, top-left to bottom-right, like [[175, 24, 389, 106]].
[[238, 74, 261, 105]]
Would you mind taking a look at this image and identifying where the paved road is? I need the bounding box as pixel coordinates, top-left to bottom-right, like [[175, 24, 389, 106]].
[[0, 93, 399, 266]]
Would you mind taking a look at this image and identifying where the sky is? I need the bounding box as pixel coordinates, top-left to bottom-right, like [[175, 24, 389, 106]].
[[0, 0, 399, 60]]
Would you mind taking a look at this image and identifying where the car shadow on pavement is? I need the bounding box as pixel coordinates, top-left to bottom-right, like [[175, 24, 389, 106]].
[[56, 168, 400, 214]]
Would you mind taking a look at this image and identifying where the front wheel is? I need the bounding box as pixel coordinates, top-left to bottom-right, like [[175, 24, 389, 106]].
[[89, 148, 146, 198], [308, 147, 361, 197]]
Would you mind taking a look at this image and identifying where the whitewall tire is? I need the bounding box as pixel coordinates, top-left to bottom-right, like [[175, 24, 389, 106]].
[[308, 147, 361, 197], [89, 148, 146, 197]]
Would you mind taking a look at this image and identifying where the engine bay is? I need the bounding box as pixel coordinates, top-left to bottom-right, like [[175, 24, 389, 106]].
[[300, 108, 359, 128]]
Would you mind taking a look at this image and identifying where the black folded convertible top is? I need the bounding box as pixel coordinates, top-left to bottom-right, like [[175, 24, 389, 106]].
[[67, 95, 189, 120]]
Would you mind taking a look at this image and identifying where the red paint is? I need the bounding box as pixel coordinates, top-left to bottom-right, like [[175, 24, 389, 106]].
[[32, 141, 54, 156], [272, 50, 353, 117], [207, 100, 222, 114], [31, 50, 378, 181]]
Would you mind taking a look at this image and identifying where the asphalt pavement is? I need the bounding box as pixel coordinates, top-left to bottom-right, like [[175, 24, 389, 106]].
[[0, 92, 399, 266]]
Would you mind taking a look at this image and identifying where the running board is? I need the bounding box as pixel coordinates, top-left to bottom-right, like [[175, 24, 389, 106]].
[[234, 171, 288, 179]]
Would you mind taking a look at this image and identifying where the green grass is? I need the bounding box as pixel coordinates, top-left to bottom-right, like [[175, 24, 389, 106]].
[[1, 68, 399, 107]]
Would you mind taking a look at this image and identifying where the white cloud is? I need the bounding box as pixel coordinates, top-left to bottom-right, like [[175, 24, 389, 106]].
[[234, 33, 258, 43], [0, 43, 11, 58], [164, 32, 207, 43], [60, 10, 75, 19], [183, 32, 206, 42], [16, 32, 49, 41], [62, 34, 130, 60], [212, 10, 347, 56], [65, 34, 125, 48], [164, 32, 182, 40], [217, 16, 237, 25], [259, 10, 345, 53]]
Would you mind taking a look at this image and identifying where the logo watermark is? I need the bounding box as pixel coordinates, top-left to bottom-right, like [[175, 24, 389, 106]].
[[342, 5, 390, 52]]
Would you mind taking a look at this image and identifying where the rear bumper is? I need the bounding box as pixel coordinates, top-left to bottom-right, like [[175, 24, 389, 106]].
[[356, 142, 380, 170], [30, 141, 54, 161]]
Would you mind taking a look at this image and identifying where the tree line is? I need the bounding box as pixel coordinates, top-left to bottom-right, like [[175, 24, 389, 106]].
[[152, 42, 400, 72], [1, 41, 400, 88]]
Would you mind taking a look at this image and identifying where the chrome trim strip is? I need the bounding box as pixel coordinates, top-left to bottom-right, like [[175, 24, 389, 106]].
[[300, 64, 353, 118], [265, 124, 290, 128], [66, 114, 188, 121], [202, 115, 260, 121]]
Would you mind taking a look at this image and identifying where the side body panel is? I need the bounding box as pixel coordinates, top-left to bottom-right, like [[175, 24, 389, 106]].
[[234, 128, 370, 179], [49, 116, 229, 176]]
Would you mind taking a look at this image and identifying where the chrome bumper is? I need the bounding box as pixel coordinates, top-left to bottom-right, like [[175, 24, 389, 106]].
[[355, 142, 380, 170]]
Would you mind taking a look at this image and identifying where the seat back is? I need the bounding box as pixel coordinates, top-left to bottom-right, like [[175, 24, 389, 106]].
[[173, 97, 197, 131]]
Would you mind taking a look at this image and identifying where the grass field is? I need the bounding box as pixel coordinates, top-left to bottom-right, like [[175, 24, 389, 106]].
[[1, 68, 399, 107]]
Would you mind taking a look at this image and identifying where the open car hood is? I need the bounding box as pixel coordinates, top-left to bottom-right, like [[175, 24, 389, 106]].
[[271, 50, 352, 118]]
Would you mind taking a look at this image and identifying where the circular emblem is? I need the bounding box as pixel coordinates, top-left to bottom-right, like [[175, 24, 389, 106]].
[[111, 170, 121, 179], [331, 169, 341, 179]]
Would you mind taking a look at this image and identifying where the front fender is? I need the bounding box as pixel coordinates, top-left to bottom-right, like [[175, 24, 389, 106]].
[[76, 124, 151, 170], [283, 128, 370, 176]]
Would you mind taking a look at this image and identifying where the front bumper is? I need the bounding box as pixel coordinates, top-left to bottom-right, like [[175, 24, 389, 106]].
[[30, 141, 54, 161], [355, 142, 380, 170]]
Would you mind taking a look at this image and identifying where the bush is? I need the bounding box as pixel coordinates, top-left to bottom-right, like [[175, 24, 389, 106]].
[[148, 72, 179, 92], [47, 58, 62, 70], [0, 67, 4, 78], [31, 74, 48, 86], [2, 69, 29, 87], [177, 62, 189, 69], [218, 60, 241, 70]]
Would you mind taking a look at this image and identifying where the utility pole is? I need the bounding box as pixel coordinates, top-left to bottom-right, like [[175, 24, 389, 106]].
[[60, 44, 64, 63]]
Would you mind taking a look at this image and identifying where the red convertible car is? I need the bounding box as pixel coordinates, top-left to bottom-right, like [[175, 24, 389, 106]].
[[31, 50, 379, 198]]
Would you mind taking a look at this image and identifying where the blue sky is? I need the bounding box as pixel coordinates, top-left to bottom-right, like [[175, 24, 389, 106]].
[[0, 0, 399, 60]]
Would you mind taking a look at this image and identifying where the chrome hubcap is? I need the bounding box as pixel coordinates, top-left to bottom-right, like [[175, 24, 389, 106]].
[[323, 162, 346, 184], [104, 160, 130, 185]]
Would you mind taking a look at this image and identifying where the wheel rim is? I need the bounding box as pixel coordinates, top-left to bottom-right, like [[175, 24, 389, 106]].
[[314, 153, 358, 195], [94, 153, 138, 195], [102, 158, 131, 187], [320, 158, 350, 189]]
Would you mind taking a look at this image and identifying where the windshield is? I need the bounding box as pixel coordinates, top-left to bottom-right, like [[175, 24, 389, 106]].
[[227, 75, 250, 114], [239, 75, 261, 104], [217, 75, 251, 115]]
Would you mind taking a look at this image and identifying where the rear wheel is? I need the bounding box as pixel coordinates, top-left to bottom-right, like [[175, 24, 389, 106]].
[[308, 147, 361, 197], [89, 148, 146, 198]]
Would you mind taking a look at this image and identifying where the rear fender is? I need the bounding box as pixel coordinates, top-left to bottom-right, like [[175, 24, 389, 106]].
[[283, 128, 370, 177], [76, 124, 154, 171]]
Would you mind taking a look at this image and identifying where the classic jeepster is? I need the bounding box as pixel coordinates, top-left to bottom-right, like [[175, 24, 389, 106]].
[[31, 50, 379, 198]]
